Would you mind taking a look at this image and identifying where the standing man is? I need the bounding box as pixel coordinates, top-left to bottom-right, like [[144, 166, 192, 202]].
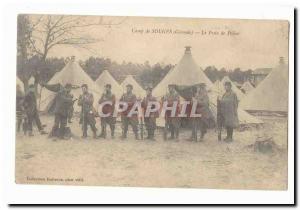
[[41, 83, 74, 139], [120, 84, 139, 140], [218, 81, 239, 142], [78, 84, 98, 139], [16, 84, 25, 133], [142, 87, 158, 140], [191, 83, 212, 142], [98, 84, 116, 139], [162, 84, 180, 141], [23, 84, 47, 136]]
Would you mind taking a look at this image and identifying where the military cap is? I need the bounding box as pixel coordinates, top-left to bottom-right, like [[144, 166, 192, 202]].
[[224, 81, 232, 87], [65, 83, 72, 89], [168, 84, 176, 88], [199, 83, 206, 88], [146, 86, 153, 91], [105, 84, 112, 88], [126, 84, 133, 89], [81, 84, 88, 88]]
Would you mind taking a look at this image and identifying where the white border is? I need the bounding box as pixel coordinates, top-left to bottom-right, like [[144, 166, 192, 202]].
[[0, 1, 295, 205]]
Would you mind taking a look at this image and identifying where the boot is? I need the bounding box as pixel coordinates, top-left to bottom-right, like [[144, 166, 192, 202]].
[[150, 133, 156, 141], [28, 131, 34, 136], [218, 131, 222, 142], [121, 131, 127, 139], [169, 130, 175, 140], [163, 131, 167, 141], [199, 132, 205, 142], [135, 132, 140, 140], [111, 129, 115, 139], [93, 131, 97, 139], [174, 130, 179, 142], [224, 128, 233, 142], [40, 130, 47, 135], [82, 131, 87, 139]]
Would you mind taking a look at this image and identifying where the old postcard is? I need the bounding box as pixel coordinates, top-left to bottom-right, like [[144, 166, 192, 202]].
[[15, 14, 289, 190]]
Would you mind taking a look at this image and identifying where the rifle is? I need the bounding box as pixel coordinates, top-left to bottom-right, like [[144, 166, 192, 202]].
[[140, 116, 144, 140], [217, 97, 222, 141], [138, 100, 144, 140]]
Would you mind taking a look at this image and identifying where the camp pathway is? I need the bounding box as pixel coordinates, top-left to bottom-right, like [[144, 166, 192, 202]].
[[15, 115, 287, 190]]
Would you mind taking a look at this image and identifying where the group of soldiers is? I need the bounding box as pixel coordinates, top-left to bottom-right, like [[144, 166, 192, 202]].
[[16, 80, 239, 143]]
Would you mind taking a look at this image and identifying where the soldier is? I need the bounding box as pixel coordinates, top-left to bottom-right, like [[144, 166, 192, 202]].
[[98, 84, 116, 139], [41, 83, 74, 139], [162, 84, 180, 141], [142, 87, 158, 140], [120, 84, 139, 140], [16, 84, 25, 133], [78, 84, 98, 139], [23, 84, 47, 136], [190, 83, 212, 142], [218, 81, 239, 142]]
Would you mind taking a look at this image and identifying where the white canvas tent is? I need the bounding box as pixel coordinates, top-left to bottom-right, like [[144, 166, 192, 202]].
[[240, 58, 288, 112], [153, 47, 213, 97], [212, 76, 245, 100], [95, 70, 124, 99], [39, 60, 102, 113], [153, 47, 262, 126], [241, 81, 254, 94], [121, 75, 146, 99]]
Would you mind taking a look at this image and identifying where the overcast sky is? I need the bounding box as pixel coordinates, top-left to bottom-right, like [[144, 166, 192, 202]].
[[44, 16, 289, 70]]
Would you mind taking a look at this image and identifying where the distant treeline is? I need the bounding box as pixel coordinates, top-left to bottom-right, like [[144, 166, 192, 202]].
[[17, 55, 254, 90]]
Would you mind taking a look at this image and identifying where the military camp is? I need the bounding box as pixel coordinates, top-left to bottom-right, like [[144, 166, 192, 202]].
[[15, 15, 289, 190]]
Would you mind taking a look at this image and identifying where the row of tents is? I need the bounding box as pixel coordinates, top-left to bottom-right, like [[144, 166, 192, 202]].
[[17, 46, 288, 126]]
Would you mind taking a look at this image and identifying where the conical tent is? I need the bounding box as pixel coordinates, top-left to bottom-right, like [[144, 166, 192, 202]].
[[153, 46, 213, 97], [213, 80, 221, 90], [95, 70, 124, 99], [121, 75, 146, 99], [39, 60, 102, 113], [212, 76, 245, 100], [154, 47, 262, 126], [241, 81, 254, 94], [240, 59, 288, 112]]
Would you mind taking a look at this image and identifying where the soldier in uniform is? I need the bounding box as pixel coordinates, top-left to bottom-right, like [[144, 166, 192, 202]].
[[142, 87, 158, 140], [190, 83, 212, 142], [120, 84, 139, 140], [98, 84, 116, 139], [41, 82, 74, 139], [218, 81, 239, 142], [78, 84, 98, 139], [162, 84, 181, 141], [16, 84, 25, 133], [23, 84, 47, 136]]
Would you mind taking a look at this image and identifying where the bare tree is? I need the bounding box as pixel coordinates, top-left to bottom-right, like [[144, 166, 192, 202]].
[[19, 14, 126, 95], [17, 15, 33, 91], [28, 15, 126, 62]]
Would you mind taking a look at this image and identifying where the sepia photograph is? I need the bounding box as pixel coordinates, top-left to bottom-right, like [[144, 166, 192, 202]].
[[15, 14, 289, 190]]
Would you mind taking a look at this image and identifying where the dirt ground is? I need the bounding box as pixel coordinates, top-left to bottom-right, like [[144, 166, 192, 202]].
[[15, 115, 288, 190]]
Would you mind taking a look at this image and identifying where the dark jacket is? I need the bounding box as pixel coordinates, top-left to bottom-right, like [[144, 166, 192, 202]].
[[43, 83, 73, 116], [192, 90, 213, 120], [98, 92, 116, 117], [120, 92, 137, 118], [78, 92, 94, 114], [23, 91, 38, 115], [220, 90, 239, 128]]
